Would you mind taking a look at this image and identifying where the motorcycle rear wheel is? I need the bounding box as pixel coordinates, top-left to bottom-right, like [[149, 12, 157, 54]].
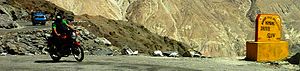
[[49, 45, 61, 62]]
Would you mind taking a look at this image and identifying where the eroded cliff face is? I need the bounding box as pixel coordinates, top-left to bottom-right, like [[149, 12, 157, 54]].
[[46, 0, 135, 20], [47, 0, 300, 57], [125, 0, 253, 57]]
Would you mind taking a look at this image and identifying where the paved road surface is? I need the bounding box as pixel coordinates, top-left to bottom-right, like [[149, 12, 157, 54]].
[[0, 55, 294, 71]]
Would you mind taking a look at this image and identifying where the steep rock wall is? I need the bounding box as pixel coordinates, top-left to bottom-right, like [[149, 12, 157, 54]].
[[47, 0, 300, 57]]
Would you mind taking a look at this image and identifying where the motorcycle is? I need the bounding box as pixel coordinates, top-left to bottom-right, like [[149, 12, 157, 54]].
[[46, 30, 84, 62]]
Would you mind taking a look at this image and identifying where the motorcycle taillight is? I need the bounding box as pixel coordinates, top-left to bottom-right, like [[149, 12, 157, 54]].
[[74, 42, 80, 46], [62, 35, 67, 39]]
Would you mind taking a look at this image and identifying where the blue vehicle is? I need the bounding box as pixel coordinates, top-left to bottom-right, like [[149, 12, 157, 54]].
[[32, 11, 47, 25]]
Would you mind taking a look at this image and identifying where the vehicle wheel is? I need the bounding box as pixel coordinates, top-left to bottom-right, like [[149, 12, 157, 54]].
[[42, 22, 46, 25], [49, 45, 61, 62], [32, 23, 36, 26], [72, 46, 84, 62]]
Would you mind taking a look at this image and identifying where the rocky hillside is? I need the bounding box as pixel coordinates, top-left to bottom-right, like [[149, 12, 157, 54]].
[[47, 0, 300, 57], [75, 15, 190, 56], [0, 27, 114, 55], [45, 0, 132, 20], [0, 0, 191, 56]]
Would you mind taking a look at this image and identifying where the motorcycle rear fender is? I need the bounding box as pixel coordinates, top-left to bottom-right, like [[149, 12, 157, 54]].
[[74, 42, 80, 46]]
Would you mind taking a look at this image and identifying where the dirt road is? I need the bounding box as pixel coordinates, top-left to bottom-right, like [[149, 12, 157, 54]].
[[0, 55, 295, 71], [0, 21, 51, 33]]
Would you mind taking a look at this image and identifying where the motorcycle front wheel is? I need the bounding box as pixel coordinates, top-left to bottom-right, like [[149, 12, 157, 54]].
[[72, 46, 84, 62]]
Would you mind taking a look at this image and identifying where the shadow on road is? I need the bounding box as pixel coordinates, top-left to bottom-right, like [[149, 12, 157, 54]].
[[34, 60, 77, 63], [288, 53, 300, 64], [76, 61, 200, 71], [25, 25, 48, 26]]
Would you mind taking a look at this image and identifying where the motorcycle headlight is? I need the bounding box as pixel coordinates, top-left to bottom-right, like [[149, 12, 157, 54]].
[[71, 32, 77, 39]]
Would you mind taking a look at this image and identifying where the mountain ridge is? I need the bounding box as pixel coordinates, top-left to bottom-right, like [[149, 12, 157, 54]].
[[47, 0, 300, 57]]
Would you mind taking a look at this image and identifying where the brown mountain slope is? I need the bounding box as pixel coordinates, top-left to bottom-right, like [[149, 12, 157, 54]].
[[126, 0, 253, 57], [6, 0, 191, 56], [45, 0, 133, 20], [47, 0, 300, 57], [48, 0, 252, 57], [75, 15, 190, 55]]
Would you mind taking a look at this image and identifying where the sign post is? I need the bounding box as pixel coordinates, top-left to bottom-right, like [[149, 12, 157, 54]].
[[246, 14, 288, 62]]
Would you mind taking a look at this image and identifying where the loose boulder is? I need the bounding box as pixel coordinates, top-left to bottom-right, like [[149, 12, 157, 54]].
[[153, 50, 163, 56]]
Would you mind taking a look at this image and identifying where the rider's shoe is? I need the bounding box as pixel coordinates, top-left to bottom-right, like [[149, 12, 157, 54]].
[[74, 55, 79, 58], [52, 54, 58, 57]]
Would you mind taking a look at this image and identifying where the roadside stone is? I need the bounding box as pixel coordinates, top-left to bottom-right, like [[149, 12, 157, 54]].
[[0, 47, 4, 53], [79, 31, 83, 35], [153, 50, 164, 56], [26, 46, 39, 55], [91, 48, 113, 56], [0, 14, 14, 29], [163, 51, 179, 57], [44, 33, 51, 38], [121, 47, 138, 55], [37, 45, 43, 49], [94, 37, 112, 45], [82, 29, 90, 36], [32, 40, 40, 44], [0, 53, 7, 56], [23, 41, 32, 47], [19, 38, 26, 42], [41, 47, 48, 54], [30, 36, 39, 40], [288, 53, 300, 64], [12, 33, 18, 36], [9, 21, 20, 29], [6, 39, 14, 43], [169, 52, 179, 57], [84, 50, 90, 55], [5, 42, 18, 55], [25, 52, 34, 56], [16, 43, 28, 47], [25, 38, 32, 42], [90, 34, 96, 39], [82, 36, 89, 40], [24, 35, 31, 38], [183, 50, 202, 57], [77, 36, 84, 41], [36, 32, 42, 37], [0, 0, 7, 4], [108, 46, 121, 55]]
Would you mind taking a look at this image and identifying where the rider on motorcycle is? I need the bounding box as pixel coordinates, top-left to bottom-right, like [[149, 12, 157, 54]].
[[51, 13, 76, 57], [48, 12, 84, 62], [52, 13, 76, 37]]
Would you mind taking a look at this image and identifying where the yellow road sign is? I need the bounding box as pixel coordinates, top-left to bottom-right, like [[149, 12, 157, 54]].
[[246, 41, 288, 62], [246, 14, 288, 62], [255, 14, 282, 42]]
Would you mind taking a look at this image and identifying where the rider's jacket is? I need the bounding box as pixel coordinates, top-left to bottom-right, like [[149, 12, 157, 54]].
[[52, 18, 69, 34]]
